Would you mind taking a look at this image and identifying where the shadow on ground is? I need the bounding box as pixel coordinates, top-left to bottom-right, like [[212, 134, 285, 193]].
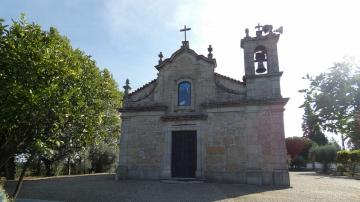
[[5, 174, 289, 202]]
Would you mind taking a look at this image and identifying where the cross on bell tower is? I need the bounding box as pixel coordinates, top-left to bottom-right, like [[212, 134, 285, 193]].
[[180, 25, 191, 48]]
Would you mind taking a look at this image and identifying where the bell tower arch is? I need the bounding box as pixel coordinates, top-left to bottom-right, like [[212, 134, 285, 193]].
[[241, 24, 283, 99]]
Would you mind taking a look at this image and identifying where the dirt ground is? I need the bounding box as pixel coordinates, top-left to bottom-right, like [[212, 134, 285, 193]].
[[4, 172, 360, 202]]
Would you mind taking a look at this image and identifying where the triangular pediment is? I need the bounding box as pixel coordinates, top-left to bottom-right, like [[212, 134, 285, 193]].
[[154, 45, 216, 70]]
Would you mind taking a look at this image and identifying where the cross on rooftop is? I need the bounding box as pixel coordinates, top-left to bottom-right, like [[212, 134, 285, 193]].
[[180, 25, 191, 42], [255, 23, 263, 31]]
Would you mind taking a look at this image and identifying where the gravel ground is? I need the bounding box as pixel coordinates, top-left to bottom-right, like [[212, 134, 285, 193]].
[[4, 172, 360, 202]]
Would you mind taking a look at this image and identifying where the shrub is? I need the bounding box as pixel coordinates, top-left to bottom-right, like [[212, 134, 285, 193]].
[[290, 155, 307, 169], [336, 150, 351, 173], [349, 150, 360, 176], [336, 150, 350, 165], [349, 150, 360, 163], [313, 144, 339, 173], [0, 184, 10, 202], [336, 149, 360, 176], [336, 164, 346, 175]]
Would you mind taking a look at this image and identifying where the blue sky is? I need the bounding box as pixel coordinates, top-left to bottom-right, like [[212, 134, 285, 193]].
[[2, 0, 360, 140], [1, 0, 185, 89]]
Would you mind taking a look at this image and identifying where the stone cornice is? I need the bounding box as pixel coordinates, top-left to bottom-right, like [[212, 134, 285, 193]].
[[119, 105, 168, 112], [201, 98, 289, 108], [240, 33, 280, 48], [161, 114, 208, 122], [244, 72, 283, 79]]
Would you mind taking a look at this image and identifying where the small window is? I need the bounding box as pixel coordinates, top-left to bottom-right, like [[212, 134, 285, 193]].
[[178, 81, 191, 106]]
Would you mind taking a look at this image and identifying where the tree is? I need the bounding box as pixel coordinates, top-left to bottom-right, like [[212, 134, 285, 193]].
[[313, 145, 339, 173], [286, 137, 310, 159], [301, 95, 328, 145], [300, 58, 360, 149], [0, 15, 122, 199], [285, 137, 314, 169]]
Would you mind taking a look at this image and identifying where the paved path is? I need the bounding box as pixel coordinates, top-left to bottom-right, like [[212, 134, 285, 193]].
[[5, 172, 360, 202]]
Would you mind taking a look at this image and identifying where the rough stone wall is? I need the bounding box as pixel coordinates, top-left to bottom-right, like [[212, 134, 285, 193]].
[[123, 114, 163, 179], [246, 75, 282, 99], [204, 105, 289, 185]]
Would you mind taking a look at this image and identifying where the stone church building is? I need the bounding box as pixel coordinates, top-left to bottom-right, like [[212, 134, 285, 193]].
[[116, 24, 290, 186]]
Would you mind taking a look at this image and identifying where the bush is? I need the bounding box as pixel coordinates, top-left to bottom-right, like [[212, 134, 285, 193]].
[[336, 164, 346, 175], [349, 150, 360, 163], [290, 155, 307, 169], [0, 184, 10, 202], [313, 145, 339, 173], [336, 150, 350, 165], [349, 150, 360, 176], [336, 149, 360, 176]]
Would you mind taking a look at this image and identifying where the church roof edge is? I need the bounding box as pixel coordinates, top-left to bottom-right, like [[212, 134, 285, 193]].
[[214, 72, 245, 85], [154, 46, 217, 70], [128, 79, 157, 96]]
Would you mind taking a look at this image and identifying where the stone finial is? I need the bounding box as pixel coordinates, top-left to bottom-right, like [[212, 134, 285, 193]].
[[158, 52, 163, 64], [123, 79, 131, 107], [181, 41, 189, 48], [207, 45, 213, 59], [245, 28, 250, 38], [123, 79, 131, 97]]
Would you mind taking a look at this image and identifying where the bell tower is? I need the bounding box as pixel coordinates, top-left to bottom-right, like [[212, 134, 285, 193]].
[[241, 24, 283, 99]]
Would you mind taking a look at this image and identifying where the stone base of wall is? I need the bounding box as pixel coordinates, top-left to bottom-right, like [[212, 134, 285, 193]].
[[116, 166, 160, 180], [116, 167, 289, 186], [205, 169, 290, 186], [115, 166, 128, 180], [272, 169, 290, 186]]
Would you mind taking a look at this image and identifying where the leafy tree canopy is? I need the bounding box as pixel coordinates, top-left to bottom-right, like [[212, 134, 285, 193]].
[[300, 58, 360, 149], [0, 14, 122, 170]]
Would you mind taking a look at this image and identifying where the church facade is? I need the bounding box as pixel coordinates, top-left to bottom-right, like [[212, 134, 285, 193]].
[[116, 24, 290, 186]]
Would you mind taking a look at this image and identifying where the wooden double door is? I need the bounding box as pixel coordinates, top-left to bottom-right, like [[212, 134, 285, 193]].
[[171, 130, 197, 178]]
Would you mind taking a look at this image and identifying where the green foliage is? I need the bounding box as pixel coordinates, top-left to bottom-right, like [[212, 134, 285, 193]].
[[349, 149, 360, 163], [290, 155, 306, 168], [336, 150, 350, 165], [336, 149, 360, 176], [300, 58, 360, 149], [301, 95, 328, 145], [336, 164, 346, 174], [313, 145, 339, 173], [0, 183, 9, 202], [0, 14, 122, 180]]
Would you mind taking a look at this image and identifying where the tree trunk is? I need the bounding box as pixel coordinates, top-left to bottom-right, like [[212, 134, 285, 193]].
[[35, 158, 41, 176], [5, 156, 15, 180], [341, 133, 345, 149], [12, 155, 33, 200], [67, 156, 71, 175], [44, 161, 52, 176]]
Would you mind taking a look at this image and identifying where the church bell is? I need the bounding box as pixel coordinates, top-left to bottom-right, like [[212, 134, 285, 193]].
[[255, 52, 267, 73]]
